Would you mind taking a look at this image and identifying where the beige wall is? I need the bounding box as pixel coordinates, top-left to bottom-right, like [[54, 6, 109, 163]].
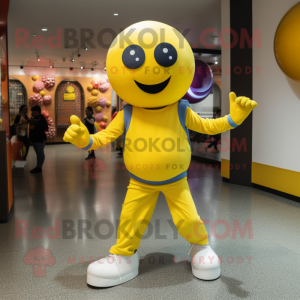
[[253, 0, 300, 173]]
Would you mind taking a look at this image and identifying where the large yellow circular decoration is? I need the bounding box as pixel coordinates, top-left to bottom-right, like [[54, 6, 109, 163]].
[[87, 96, 99, 107], [95, 106, 102, 113], [39, 91, 45, 96], [106, 100, 111, 107], [87, 84, 93, 91], [102, 115, 108, 122], [274, 2, 300, 82], [67, 86, 75, 93], [91, 89, 99, 96], [32, 75, 38, 81]]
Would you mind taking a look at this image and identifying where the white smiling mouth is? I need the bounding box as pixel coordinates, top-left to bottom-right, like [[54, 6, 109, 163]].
[[134, 76, 171, 94]]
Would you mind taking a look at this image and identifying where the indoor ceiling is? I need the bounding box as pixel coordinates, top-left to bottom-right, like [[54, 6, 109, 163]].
[[7, 0, 221, 72]]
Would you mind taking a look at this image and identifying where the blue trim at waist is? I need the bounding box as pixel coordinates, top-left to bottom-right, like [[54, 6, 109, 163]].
[[82, 137, 93, 150], [227, 114, 238, 128], [128, 171, 187, 185]]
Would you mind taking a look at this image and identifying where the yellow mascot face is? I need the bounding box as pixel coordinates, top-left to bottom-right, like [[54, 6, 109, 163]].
[[106, 21, 195, 108]]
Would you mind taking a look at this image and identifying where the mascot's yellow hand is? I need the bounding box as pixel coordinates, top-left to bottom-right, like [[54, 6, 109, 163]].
[[63, 115, 91, 149], [229, 92, 257, 127]]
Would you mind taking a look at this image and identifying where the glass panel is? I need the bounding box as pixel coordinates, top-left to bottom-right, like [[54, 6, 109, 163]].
[[189, 83, 222, 163], [9, 80, 27, 125]]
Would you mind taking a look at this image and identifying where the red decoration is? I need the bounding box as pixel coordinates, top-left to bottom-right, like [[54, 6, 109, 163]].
[[91, 80, 100, 89], [111, 112, 118, 121], [99, 121, 106, 129]]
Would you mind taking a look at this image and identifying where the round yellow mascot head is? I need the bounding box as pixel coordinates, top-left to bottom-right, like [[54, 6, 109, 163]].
[[106, 21, 195, 108]]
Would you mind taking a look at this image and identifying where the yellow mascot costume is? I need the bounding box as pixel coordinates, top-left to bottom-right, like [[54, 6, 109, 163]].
[[63, 21, 257, 287]]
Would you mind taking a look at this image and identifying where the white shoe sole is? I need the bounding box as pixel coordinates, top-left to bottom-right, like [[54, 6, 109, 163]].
[[192, 266, 221, 281], [87, 269, 138, 287]]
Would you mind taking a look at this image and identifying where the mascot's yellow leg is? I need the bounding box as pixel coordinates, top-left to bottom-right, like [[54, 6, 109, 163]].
[[110, 177, 208, 256]]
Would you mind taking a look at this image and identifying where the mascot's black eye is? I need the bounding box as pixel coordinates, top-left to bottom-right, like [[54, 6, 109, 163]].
[[154, 43, 177, 67], [122, 45, 145, 69]]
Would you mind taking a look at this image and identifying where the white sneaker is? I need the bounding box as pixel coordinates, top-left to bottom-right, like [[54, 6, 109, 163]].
[[87, 252, 139, 287], [189, 244, 221, 280]]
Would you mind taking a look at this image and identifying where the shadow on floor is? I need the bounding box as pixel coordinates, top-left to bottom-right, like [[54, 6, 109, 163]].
[[55, 252, 247, 295], [221, 276, 249, 298]]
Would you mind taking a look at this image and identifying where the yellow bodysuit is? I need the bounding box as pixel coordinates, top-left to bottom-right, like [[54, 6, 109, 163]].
[[86, 100, 233, 256]]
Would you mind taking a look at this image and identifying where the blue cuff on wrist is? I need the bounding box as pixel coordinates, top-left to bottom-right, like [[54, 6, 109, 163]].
[[227, 114, 238, 128], [82, 137, 93, 151]]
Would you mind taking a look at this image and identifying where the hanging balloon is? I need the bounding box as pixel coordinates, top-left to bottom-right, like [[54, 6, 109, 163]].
[[95, 106, 102, 113], [99, 82, 109, 93], [46, 123, 56, 138], [91, 80, 100, 89], [87, 96, 99, 107], [99, 78, 107, 85], [99, 121, 107, 129], [91, 89, 99, 96], [111, 112, 118, 121], [41, 109, 50, 119], [182, 60, 213, 103], [42, 76, 55, 89], [98, 97, 107, 107], [33, 81, 45, 93], [29, 94, 43, 106], [95, 113, 104, 122], [43, 95, 52, 105]]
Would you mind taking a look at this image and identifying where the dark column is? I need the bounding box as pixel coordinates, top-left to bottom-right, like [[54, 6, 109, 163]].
[[230, 0, 253, 186], [0, 132, 9, 221]]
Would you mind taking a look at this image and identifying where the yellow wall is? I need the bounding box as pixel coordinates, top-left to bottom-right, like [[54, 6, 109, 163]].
[[10, 75, 112, 143], [221, 159, 230, 179], [252, 162, 300, 197]]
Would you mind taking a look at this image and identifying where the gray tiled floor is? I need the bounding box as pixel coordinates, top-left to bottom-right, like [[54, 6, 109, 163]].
[[1, 144, 300, 299]]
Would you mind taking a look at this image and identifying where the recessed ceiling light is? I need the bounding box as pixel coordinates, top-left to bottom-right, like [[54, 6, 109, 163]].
[[114, 13, 118, 16], [41, 27, 48, 31], [33, 34, 36, 37], [215, 61, 218, 64]]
